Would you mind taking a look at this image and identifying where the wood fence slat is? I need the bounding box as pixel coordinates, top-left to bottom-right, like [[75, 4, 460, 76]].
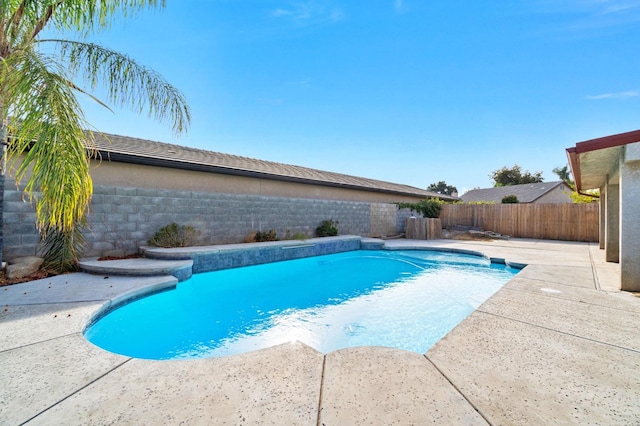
[[440, 203, 598, 242]]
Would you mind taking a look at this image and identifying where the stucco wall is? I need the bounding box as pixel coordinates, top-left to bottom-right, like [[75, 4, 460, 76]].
[[537, 185, 573, 204], [620, 142, 640, 291], [88, 160, 427, 204]]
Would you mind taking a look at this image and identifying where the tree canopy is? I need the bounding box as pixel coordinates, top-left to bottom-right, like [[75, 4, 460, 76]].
[[553, 164, 598, 203], [489, 165, 543, 187], [0, 0, 191, 270], [426, 180, 458, 195], [552, 165, 574, 187]]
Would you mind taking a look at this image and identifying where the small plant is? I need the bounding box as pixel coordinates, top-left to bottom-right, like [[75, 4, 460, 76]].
[[316, 219, 339, 237], [255, 230, 278, 242], [148, 223, 198, 248], [501, 195, 519, 204], [291, 232, 308, 240], [396, 198, 443, 218]]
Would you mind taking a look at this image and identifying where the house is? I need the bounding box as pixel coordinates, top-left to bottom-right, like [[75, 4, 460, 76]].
[[460, 181, 573, 204], [88, 133, 453, 203], [2, 133, 454, 258], [567, 129, 640, 291]]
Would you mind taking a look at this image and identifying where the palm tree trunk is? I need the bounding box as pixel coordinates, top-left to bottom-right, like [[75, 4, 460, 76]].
[[0, 115, 6, 266]]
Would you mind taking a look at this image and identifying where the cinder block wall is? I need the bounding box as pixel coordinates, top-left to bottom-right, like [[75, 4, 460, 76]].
[[370, 203, 412, 237], [2, 182, 410, 259], [2, 183, 40, 258]]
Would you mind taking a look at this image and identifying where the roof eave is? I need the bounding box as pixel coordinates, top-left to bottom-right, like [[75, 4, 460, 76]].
[[566, 147, 582, 192], [574, 129, 640, 154]]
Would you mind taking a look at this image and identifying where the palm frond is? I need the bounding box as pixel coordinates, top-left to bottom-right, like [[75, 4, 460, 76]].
[[40, 225, 86, 272], [45, 39, 191, 136], [5, 48, 93, 234], [2, 1, 165, 42]]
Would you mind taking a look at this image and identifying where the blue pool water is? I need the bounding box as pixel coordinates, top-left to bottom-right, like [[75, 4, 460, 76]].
[[85, 250, 518, 359]]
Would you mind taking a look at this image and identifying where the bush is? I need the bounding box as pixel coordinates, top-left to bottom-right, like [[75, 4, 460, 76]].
[[501, 195, 519, 204], [255, 230, 278, 242], [316, 219, 339, 237], [396, 198, 443, 218], [284, 229, 308, 241], [148, 223, 198, 247]]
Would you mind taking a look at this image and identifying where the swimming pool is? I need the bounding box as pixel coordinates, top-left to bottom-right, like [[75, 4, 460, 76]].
[[85, 249, 519, 359]]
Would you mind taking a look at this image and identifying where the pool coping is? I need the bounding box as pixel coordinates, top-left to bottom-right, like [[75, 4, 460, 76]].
[[2, 238, 639, 424]]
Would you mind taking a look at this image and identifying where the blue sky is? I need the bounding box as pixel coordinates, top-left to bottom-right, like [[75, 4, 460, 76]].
[[70, 0, 640, 193]]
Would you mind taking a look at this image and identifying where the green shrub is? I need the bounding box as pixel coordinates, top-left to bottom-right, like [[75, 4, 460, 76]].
[[501, 195, 519, 204], [255, 230, 278, 242], [148, 223, 198, 248], [316, 219, 339, 237], [291, 232, 307, 240], [396, 198, 443, 218]]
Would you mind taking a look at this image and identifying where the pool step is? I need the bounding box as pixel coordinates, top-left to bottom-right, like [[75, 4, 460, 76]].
[[360, 238, 385, 250], [79, 257, 193, 282]]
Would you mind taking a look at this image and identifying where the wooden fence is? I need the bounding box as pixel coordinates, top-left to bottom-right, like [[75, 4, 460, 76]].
[[440, 203, 599, 242], [405, 218, 442, 240]]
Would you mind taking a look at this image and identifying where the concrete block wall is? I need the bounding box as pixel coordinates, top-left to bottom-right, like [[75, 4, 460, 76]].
[[370, 203, 403, 237], [2, 183, 40, 258], [2, 182, 406, 259]]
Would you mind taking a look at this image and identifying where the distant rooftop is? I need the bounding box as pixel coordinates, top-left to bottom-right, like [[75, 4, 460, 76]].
[[460, 181, 570, 203], [90, 133, 452, 200]]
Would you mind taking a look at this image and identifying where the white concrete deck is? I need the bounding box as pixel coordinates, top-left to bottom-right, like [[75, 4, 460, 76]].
[[1, 238, 639, 425]]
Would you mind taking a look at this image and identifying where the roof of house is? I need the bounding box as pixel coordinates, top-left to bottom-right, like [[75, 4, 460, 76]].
[[460, 181, 571, 203], [90, 133, 453, 200], [566, 129, 640, 191]]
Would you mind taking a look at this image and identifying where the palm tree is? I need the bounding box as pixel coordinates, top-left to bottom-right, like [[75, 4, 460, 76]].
[[552, 165, 574, 188], [0, 1, 190, 271]]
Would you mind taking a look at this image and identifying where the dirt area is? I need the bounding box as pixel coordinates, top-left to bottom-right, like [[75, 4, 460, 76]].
[[449, 233, 497, 241], [442, 227, 509, 242], [0, 269, 59, 287], [97, 253, 142, 261]]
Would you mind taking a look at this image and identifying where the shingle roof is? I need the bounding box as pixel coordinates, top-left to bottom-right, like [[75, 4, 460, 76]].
[[460, 181, 570, 203], [91, 133, 451, 199]]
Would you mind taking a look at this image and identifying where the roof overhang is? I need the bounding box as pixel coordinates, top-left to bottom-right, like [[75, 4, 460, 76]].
[[566, 129, 640, 191]]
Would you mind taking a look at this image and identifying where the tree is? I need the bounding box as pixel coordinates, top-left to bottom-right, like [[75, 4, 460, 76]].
[[0, 1, 191, 271], [426, 180, 458, 196], [552, 165, 574, 187], [490, 165, 543, 187], [553, 164, 598, 203], [501, 195, 519, 204]]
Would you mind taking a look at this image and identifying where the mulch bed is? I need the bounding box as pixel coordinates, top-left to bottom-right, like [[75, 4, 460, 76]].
[[97, 253, 143, 261], [0, 270, 59, 287], [1, 253, 143, 287]]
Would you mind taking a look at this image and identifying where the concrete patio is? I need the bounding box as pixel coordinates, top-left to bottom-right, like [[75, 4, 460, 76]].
[[1, 238, 639, 425]]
